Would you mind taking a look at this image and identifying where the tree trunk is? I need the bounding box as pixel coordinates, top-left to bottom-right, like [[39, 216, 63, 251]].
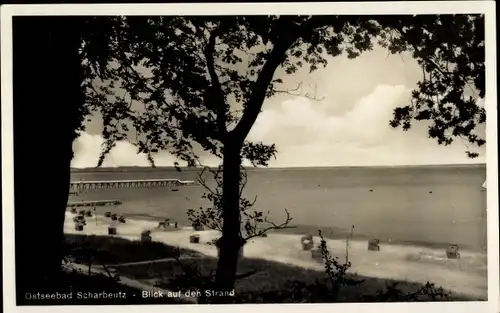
[[13, 17, 83, 304], [213, 142, 245, 302]]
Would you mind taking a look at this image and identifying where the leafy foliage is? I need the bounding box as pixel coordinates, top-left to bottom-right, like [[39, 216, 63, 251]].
[[77, 14, 486, 292], [80, 15, 389, 167], [158, 228, 449, 303], [377, 15, 485, 158], [280, 230, 365, 301], [79, 15, 485, 166], [270, 230, 449, 302]]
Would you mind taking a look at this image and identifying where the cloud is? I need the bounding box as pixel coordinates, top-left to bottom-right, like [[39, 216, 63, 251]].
[[247, 84, 485, 167], [250, 85, 409, 146], [72, 132, 177, 168], [71, 132, 227, 168], [72, 84, 485, 168], [250, 85, 484, 167]]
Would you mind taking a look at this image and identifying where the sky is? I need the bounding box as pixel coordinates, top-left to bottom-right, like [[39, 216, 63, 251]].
[[71, 46, 486, 168]]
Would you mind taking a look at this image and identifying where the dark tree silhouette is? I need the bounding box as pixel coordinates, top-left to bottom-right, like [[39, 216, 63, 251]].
[[83, 16, 388, 294], [379, 15, 486, 158], [13, 17, 86, 302], [81, 15, 485, 294], [12, 14, 485, 300]]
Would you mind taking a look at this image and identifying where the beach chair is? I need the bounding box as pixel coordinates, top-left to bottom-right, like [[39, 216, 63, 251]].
[[110, 214, 118, 221], [301, 234, 314, 251], [118, 215, 126, 223], [70, 208, 77, 214], [104, 211, 112, 218], [85, 210, 93, 217], [189, 234, 200, 244], [78, 209, 86, 215], [311, 248, 323, 262], [74, 215, 85, 222], [368, 239, 380, 251], [108, 226, 117, 235], [446, 244, 460, 259]]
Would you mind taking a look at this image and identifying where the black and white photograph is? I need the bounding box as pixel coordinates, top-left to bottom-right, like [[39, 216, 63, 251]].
[[1, 2, 498, 313]]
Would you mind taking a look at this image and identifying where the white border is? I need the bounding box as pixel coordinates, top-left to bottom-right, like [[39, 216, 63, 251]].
[[1, 2, 497, 313]]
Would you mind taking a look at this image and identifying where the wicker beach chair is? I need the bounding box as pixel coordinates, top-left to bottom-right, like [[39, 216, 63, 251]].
[[108, 226, 117, 235], [301, 234, 314, 251], [446, 244, 460, 259], [189, 234, 200, 244], [311, 248, 322, 262], [368, 238, 380, 251]]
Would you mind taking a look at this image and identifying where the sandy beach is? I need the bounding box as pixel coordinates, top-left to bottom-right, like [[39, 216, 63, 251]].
[[64, 211, 487, 300]]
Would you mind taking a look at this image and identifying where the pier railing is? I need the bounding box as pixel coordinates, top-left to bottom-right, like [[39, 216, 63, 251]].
[[67, 199, 122, 207], [69, 179, 196, 193]]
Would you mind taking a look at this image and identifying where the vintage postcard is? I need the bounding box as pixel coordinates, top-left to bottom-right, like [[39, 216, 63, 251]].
[[1, 2, 498, 313]]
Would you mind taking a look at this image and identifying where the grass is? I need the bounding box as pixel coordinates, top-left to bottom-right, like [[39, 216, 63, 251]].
[[61, 234, 483, 304], [16, 234, 202, 305], [64, 233, 203, 265], [116, 254, 478, 303]]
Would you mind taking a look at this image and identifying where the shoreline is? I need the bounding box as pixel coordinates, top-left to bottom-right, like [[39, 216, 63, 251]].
[[68, 163, 487, 252], [69, 209, 486, 253]]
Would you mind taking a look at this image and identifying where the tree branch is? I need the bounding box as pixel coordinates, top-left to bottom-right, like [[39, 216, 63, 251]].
[[239, 167, 248, 198], [231, 33, 297, 144], [203, 26, 228, 140], [230, 16, 346, 143], [395, 27, 475, 87], [196, 166, 217, 195], [272, 81, 325, 101], [243, 208, 295, 241]]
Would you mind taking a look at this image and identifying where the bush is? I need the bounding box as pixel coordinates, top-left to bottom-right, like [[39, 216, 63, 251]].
[[61, 233, 464, 304], [146, 230, 454, 303]]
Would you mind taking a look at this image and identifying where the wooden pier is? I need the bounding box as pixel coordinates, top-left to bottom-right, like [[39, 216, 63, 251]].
[[69, 179, 196, 193], [67, 199, 122, 207]]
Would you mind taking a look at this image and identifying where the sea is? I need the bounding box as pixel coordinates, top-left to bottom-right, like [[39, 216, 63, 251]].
[[67, 164, 488, 298]]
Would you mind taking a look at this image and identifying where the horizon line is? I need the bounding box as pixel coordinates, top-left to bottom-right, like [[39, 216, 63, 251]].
[[71, 162, 487, 170]]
